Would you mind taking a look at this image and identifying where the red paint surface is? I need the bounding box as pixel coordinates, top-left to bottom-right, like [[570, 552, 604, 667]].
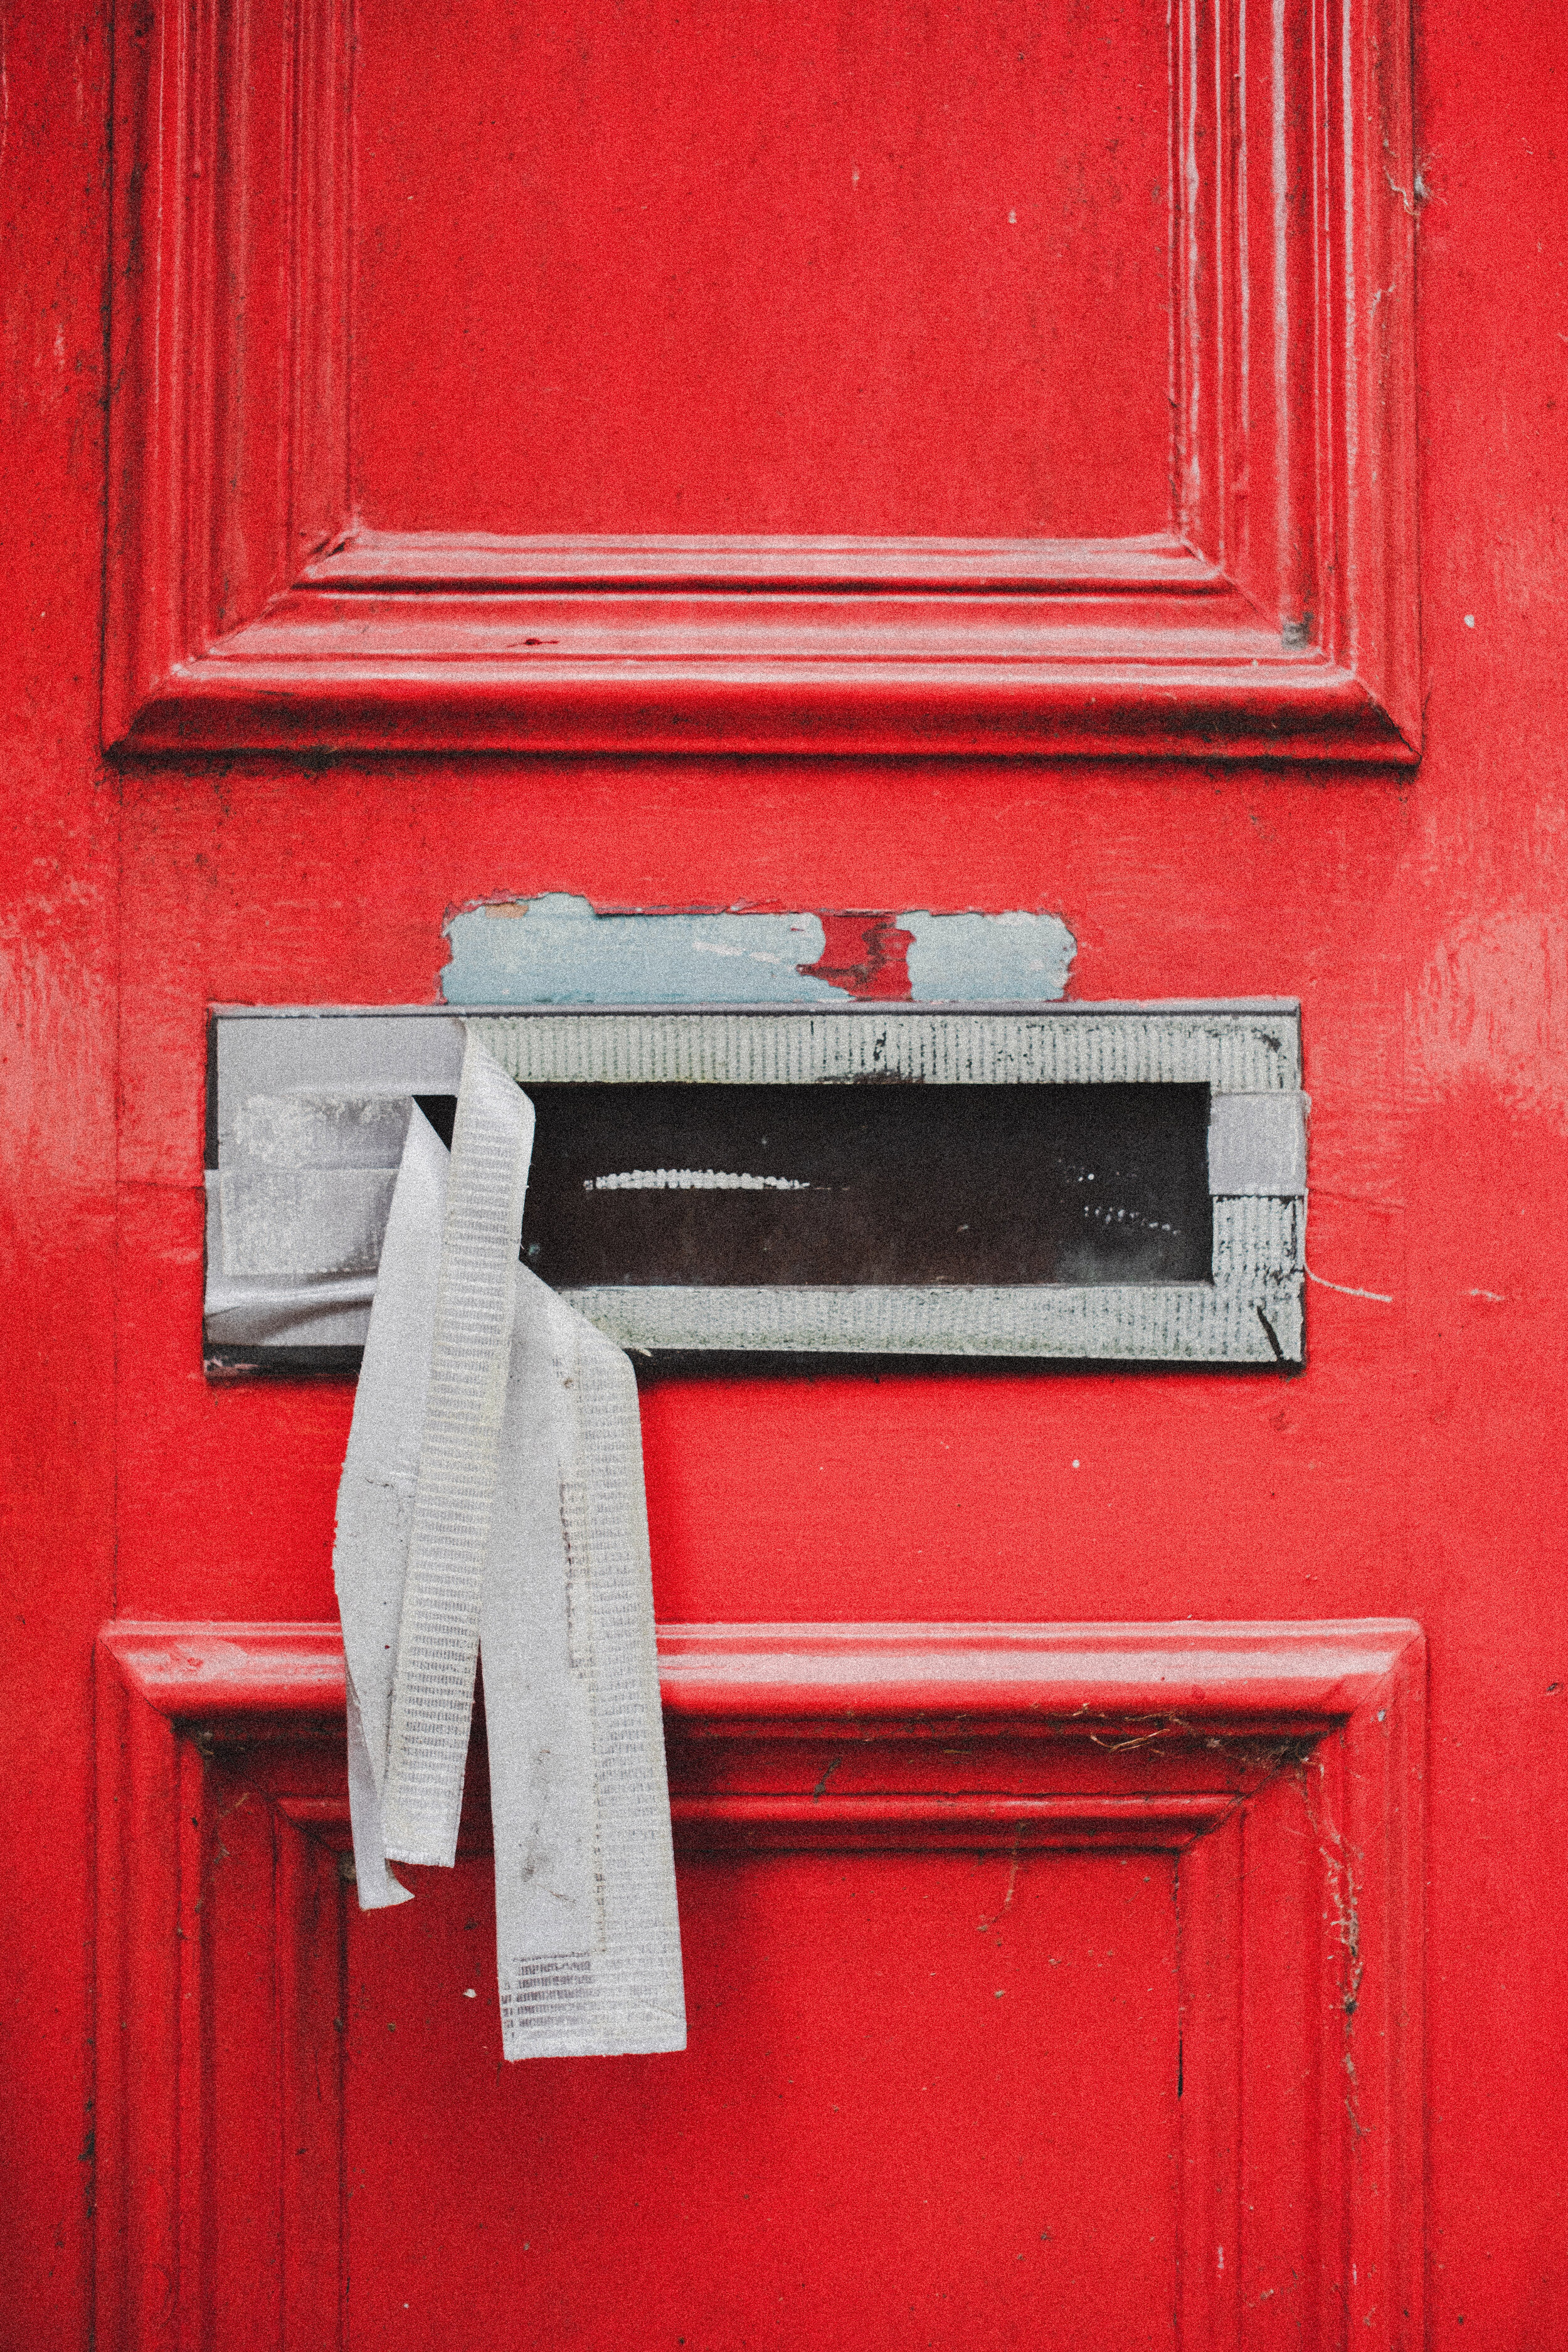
[[0, 0, 115, 2340], [4, 0, 1568, 2342], [799, 912, 916, 999], [346, 1851, 1179, 2349], [352, 0, 1172, 540]]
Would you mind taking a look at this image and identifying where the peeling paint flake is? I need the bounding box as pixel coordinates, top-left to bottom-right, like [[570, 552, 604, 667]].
[[901, 909, 1076, 1001]]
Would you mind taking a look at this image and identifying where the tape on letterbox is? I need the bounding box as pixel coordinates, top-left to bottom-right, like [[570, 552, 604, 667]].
[[1207, 1091, 1308, 1195], [218, 1086, 415, 1278], [331, 1032, 686, 2062]]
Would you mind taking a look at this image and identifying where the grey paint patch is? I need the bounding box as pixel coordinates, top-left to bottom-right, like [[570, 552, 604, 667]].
[[443, 894, 835, 1005], [899, 909, 1075, 1000], [442, 893, 1078, 1005]]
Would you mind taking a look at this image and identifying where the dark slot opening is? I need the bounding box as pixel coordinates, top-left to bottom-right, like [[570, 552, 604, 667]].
[[485, 1082, 1212, 1290], [415, 1094, 457, 1150]]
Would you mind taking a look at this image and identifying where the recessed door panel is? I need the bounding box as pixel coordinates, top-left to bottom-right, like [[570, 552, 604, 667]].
[[352, 0, 1173, 539], [95, 1623, 1424, 2351], [345, 1851, 1180, 2350]]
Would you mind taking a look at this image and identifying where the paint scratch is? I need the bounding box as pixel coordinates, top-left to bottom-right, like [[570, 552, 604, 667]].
[[585, 1168, 809, 1193], [1292, 1755, 1369, 2138], [1305, 1266, 1393, 1304]]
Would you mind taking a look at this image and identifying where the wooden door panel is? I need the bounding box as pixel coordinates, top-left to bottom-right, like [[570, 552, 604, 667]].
[[11, 0, 1568, 2332], [95, 1621, 1422, 2351], [106, 0, 1417, 755]]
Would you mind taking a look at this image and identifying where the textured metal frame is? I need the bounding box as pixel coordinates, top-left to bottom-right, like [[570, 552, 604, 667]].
[[206, 1002, 1306, 1369]]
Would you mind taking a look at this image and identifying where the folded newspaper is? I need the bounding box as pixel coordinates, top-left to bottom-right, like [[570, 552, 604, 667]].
[[331, 1032, 686, 2060]]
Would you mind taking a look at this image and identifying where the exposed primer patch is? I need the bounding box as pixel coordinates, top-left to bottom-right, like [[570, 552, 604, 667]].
[[443, 894, 834, 1005], [902, 909, 1076, 1001], [442, 894, 1076, 1005]]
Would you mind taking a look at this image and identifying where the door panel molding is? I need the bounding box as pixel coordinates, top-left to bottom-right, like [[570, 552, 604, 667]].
[[95, 1618, 1424, 2348], [105, 0, 1417, 760]]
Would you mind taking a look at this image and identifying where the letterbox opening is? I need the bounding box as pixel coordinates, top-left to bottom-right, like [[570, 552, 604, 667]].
[[509, 1083, 1210, 1290]]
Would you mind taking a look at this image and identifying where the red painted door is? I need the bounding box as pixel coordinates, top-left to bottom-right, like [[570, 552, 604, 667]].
[[4, 0, 1567, 2346]]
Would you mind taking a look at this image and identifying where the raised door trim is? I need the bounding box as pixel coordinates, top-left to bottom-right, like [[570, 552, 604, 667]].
[[95, 1618, 1424, 2348]]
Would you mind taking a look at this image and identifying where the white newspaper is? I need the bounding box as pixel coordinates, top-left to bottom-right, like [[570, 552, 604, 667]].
[[331, 1034, 686, 2059]]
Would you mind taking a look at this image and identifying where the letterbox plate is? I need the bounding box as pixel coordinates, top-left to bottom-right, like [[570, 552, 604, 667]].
[[205, 1002, 1306, 1371]]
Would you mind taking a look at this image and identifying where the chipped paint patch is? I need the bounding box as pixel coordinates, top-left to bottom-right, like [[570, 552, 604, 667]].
[[900, 909, 1076, 1001], [443, 895, 835, 1005], [442, 894, 1076, 1005]]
